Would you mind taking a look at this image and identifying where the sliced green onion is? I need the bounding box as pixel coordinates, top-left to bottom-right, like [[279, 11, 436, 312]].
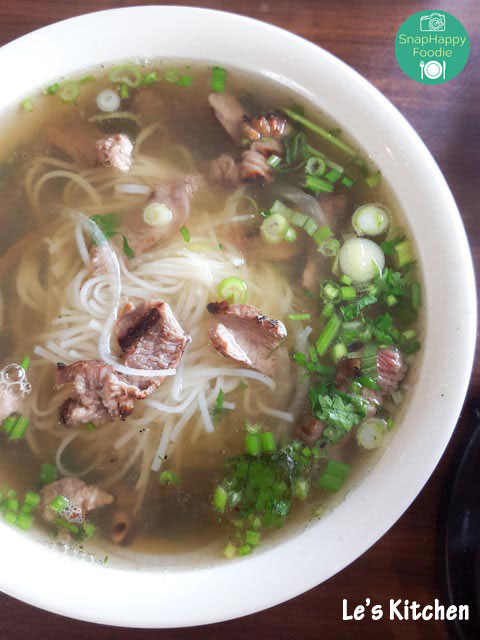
[[178, 75, 193, 88], [142, 71, 159, 85], [2, 415, 16, 435], [96, 88, 121, 112], [340, 286, 356, 301], [394, 240, 414, 268], [213, 486, 227, 513], [6, 498, 18, 512], [269, 200, 291, 217], [293, 478, 309, 500], [402, 329, 417, 342], [290, 211, 309, 228], [224, 542, 237, 559], [303, 218, 317, 237], [365, 171, 381, 188], [85, 422, 96, 432], [357, 418, 387, 449], [282, 108, 358, 157], [158, 470, 180, 486], [325, 168, 342, 183], [386, 294, 398, 307], [316, 314, 341, 356], [284, 227, 297, 243], [49, 496, 68, 513], [109, 64, 142, 88], [8, 416, 28, 440], [59, 82, 80, 104], [4, 511, 17, 525], [44, 83, 60, 96], [20, 355, 30, 371], [143, 202, 173, 228], [312, 226, 333, 246], [16, 513, 33, 531], [217, 276, 247, 304], [305, 157, 326, 176], [322, 302, 334, 318], [318, 237, 340, 257], [245, 433, 261, 456], [40, 463, 58, 486], [288, 313, 311, 321], [179, 225, 190, 242], [340, 274, 352, 285], [318, 473, 343, 493], [21, 98, 34, 112], [331, 341, 347, 364], [320, 281, 340, 302], [267, 154, 282, 168], [304, 174, 334, 194], [352, 204, 390, 237], [260, 213, 289, 244], [56, 517, 79, 535], [245, 530, 261, 546], [237, 544, 252, 556], [164, 68, 179, 83], [24, 491, 40, 508], [325, 459, 350, 478], [79, 75, 95, 85], [211, 66, 226, 93], [119, 82, 130, 98], [260, 431, 276, 453], [411, 282, 421, 310], [341, 176, 355, 188], [82, 521, 96, 539]]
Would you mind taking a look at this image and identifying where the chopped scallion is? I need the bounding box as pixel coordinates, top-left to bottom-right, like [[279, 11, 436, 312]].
[[288, 313, 311, 321], [316, 314, 341, 356], [20, 355, 30, 371], [245, 433, 261, 456], [217, 276, 248, 304], [260, 431, 276, 453], [213, 486, 227, 513], [21, 98, 34, 112], [179, 225, 190, 242], [211, 66, 226, 93], [158, 470, 180, 486]]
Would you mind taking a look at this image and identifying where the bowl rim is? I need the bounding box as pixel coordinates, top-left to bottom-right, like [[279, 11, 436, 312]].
[[0, 5, 476, 628]]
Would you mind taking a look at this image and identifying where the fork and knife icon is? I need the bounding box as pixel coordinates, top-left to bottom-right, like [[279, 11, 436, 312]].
[[420, 59, 447, 80]]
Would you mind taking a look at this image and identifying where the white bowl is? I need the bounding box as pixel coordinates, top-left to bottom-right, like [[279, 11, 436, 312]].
[[0, 6, 476, 628]]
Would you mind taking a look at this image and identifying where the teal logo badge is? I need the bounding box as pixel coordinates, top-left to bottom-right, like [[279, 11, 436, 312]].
[[395, 10, 470, 84]]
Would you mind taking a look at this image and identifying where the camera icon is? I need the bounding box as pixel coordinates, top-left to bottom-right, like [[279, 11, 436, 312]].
[[420, 12, 446, 31]]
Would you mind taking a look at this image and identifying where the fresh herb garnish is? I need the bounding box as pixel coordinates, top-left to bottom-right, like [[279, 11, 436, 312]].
[[89, 213, 135, 259]]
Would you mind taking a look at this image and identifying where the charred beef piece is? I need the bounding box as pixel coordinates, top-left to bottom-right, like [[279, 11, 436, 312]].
[[57, 301, 189, 427], [207, 302, 287, 376], [116, 300, 189, 390]]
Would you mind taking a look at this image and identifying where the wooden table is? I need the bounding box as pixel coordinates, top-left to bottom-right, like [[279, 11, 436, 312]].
[[0, 1, 478, 638]]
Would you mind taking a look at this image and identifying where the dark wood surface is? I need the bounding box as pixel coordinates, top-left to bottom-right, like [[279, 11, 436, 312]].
[[0, 1, 478, 638]]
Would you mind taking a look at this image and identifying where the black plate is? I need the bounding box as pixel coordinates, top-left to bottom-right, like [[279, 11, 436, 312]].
[[438, 406, 480, 639]]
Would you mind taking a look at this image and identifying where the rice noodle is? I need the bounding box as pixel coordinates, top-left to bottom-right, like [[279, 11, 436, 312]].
[[11, 122, 305, 516]]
